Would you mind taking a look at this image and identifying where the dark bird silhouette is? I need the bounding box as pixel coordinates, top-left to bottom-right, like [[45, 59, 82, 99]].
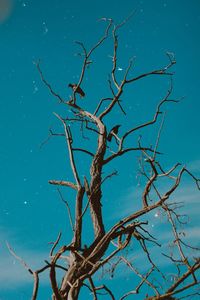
[[107, 125, 121, 142], [68, 83, 85, 98]]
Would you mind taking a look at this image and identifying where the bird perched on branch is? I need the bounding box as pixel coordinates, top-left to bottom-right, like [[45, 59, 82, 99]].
[[68, 83, 85, 98], [107, 125, 121, 142]]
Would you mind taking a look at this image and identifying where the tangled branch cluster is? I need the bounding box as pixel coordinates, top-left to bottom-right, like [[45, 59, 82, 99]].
[[8, 16, 200, 300]]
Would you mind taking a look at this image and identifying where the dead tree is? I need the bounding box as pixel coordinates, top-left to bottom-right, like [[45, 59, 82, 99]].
[[8, 17, 200, 300]]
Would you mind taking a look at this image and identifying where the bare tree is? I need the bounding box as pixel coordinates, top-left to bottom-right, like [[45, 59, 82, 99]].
[[8, 17, 200, 300]]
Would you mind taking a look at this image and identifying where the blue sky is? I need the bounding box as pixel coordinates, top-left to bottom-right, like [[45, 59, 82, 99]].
[[0, 0, 200, 299]]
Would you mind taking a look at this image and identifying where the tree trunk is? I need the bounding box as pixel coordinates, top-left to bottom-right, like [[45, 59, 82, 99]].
[[59, 261, 82, 300]]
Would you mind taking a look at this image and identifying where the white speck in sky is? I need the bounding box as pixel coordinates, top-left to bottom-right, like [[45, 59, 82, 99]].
[[154, 212, 159, 218], [117, 67, 123, 71], [23, 178, 27, 182], [19, 95, 24, 104], [42, 21, 49, 35], [24, 201, 28, 205], [22, 2, 27, 7], [33, 80, 39, 93], [34, 86, 38, 93]]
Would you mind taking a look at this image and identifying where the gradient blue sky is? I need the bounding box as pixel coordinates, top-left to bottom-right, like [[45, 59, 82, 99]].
[[0, 0, 200, 299]]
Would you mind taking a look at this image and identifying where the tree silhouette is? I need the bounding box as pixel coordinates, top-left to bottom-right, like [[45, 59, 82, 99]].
[[8, 17, 200, 300]]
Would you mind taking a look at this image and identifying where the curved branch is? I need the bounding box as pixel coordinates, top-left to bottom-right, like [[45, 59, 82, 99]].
[[126, 52, 176, 84], [49, 180, 78, 190], [54, 113, 81, 187], [71, 19, 113, 103], [72, 147, 94, 157], [120, 96, 178, 148], [35, 60, 65, 103], [103, 147, 161, 164], [57, 189, 74, 232]]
